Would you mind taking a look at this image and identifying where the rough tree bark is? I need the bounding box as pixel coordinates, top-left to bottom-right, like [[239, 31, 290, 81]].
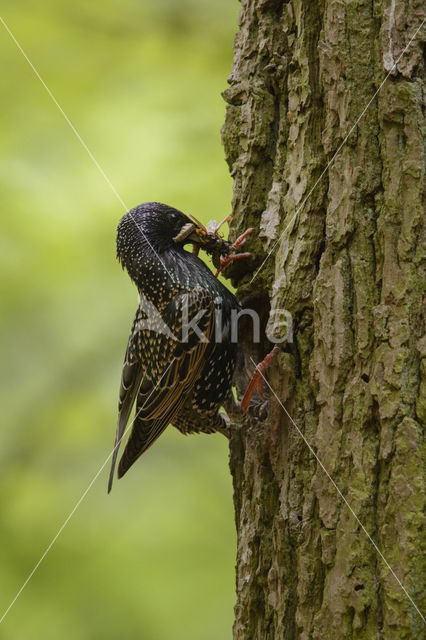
[[221, 1, 425, 638]]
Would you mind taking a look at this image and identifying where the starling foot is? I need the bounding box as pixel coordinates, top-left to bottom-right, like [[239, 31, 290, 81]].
[[216, 412, 231, 438], [241, 346, 280, 414], [246, 398, 269, 420]]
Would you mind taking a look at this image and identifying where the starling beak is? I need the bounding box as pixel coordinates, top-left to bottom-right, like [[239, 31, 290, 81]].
[[108, 202, 240, 491]]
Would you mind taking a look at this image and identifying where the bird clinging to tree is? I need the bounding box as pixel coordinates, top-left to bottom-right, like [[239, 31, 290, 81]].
[[108, 201, 252, 492], [107, 201, 279, 492]]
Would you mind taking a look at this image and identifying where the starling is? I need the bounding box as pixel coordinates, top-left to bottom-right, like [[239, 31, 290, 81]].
[[108, 202, 240, 491]]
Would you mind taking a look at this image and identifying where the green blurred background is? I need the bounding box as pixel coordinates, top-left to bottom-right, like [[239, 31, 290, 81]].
[[0, 1, 239, 638]]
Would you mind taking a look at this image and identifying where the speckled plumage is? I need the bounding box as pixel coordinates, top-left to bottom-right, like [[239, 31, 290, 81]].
[[108, 202, 239, 490]]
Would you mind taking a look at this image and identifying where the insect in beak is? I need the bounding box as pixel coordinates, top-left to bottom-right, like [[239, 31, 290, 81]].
[[172, 220, 210, 249], [172, 222, 198, 244]]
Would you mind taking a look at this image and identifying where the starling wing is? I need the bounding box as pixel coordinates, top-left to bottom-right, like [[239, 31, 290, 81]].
[[107, 310, 147, 493], [108, 286, 214, 490]]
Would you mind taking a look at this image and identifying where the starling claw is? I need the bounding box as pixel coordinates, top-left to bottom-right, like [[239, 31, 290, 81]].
[[241, 346, 280, 414]]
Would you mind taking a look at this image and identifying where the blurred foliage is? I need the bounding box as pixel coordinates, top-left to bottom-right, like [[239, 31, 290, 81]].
[[0, 1, 239, 638]]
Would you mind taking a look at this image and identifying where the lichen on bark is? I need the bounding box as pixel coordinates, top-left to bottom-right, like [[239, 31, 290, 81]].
[[222, 1, 425, 638]]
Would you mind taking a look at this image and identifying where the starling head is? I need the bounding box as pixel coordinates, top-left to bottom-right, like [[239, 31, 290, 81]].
[[116, 202, 235, 288], [117, 201, 213, 264]]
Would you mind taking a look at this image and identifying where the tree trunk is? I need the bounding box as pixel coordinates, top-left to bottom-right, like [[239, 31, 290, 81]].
[[222, 1, 425, 638]]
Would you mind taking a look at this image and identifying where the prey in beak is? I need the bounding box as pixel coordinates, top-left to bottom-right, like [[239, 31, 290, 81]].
[[172, 212, 254, 277], [172, 221, 206, 246], [172, 214, 219, 256]]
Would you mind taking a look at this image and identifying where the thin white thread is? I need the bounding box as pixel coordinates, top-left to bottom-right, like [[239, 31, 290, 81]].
[[250, 357, 426, 623], [0, 15, 175, 282], [0, 361, 173, 625], [250, 17, 426, 284]]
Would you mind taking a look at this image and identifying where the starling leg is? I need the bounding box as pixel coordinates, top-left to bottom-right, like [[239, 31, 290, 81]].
[[214, 228, 254, 278], [216, 412, 231, 438], [241, 346, 280, 414]]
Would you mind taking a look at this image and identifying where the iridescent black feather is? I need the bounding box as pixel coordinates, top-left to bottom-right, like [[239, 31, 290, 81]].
[[108, 202, 239, 491]]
